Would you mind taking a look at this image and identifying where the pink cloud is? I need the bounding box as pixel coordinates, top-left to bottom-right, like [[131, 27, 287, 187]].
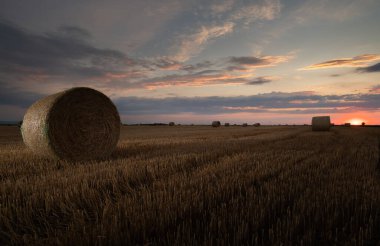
[[301, 54, 380, 70]]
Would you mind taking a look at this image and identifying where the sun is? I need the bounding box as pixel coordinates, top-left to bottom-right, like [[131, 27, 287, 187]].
[[349, 118, 365, 125]]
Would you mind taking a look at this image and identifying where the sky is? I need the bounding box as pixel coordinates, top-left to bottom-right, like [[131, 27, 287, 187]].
[[1, 0, 380, 125]]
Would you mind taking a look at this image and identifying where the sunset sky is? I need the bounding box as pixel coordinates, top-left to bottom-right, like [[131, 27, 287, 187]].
[[1, 0, 380, 124]]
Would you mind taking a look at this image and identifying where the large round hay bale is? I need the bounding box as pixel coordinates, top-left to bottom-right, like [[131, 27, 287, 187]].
[[212, 121, 221, 127], [21, 87, 120, 161], [311, 116, 331, 131]]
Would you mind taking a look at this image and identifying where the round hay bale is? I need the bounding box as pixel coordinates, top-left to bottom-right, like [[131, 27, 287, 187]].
[[224, 123, 230, 127], [168, 122, 175, 126], [212, 121, 221, 127], [21, 87, 120, 161], [242, 123, 248, 127], [253, 123, 261, 127], [312, 116, 331, 131]]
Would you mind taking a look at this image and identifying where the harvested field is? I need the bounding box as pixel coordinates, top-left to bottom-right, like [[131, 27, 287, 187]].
[[1, 125, 380, 245]]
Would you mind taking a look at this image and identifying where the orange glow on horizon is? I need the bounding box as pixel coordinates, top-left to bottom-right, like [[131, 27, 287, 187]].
[[348, 118, 365, 125]]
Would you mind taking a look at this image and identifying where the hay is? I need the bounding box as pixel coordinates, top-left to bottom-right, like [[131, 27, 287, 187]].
[[21, 87, 120, 161], [242, 123, 248, 127], [169, 122, 175, 126], [344, 123, 351, 127], [224, 123, 230, 127], [253, 123, 261, 127], [312, 116, 331, 131], [212, 121, 221, 127]]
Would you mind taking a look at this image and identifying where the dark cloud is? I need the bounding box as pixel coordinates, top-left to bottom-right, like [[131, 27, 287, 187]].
[[229, 56, 263, 65], [150, 57, 182, 70], [114, 91, 380, 115], [181, 60, 213, 72], [357, 62, 380, 73], [0, 82, 44, 108], [246, 76, 273, 85], [0, 20, 137, 80], [227, 55, 291, 71], [57, 26, 92, 40]]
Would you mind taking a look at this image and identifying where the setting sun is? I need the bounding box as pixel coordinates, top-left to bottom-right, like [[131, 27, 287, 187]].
[[349, 119, 365, 125]]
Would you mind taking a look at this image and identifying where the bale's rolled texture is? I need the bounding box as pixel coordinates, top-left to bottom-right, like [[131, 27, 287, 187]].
[[312, 116, 331, 131], [212, 121, 221, 127], [21, 87, 120, 161]]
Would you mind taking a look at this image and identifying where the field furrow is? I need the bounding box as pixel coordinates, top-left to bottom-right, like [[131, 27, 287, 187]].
[[0, 126, 380, 245]]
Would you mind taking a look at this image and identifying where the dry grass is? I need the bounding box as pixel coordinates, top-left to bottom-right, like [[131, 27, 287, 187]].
[[1, 125, 380, 245]]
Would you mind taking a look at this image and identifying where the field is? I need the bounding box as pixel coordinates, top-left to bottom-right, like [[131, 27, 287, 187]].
[[1, 125, 380, 245]]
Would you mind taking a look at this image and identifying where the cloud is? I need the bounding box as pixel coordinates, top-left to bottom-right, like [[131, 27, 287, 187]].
[[246, 76, 275, 85], [181, 61, 214, 72], [170, 0, 282, 61], [210, 0, 235, 15], [171, 22, 235, 62], [0, 20, 144, 83], [357, 62, 380, 73], [149, 57, 183, 70], [231, 0, 281, 25], [293, 0, 376, 23], [301, 54, 380, 70], [369, 85, 380, 93], [114, 91, 380, 116], [227, 55, 291, 70], [137, 70, 250, 89], [0, 82, 44, 108]]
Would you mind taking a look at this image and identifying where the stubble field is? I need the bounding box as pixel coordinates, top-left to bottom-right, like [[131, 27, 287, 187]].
[[1, 125, 380, 245]]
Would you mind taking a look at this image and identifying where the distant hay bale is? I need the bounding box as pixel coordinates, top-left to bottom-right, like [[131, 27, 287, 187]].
[[344, 123, 351, 127], [312, 116, 331, 131], [212, 121, 221, 127], [242, 123, 248, 127], [224, 123, 230, 127], [21, 87, 120, 161], [169, 122, 175, 126], [253, 123, 261, 127]]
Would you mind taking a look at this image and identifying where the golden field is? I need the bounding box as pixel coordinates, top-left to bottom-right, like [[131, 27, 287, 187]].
[[1, 125, 380, 245]]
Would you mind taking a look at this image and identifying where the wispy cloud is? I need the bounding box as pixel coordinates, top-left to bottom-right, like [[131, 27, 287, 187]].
[[369, 84, 380, 93], [227, 55, 292, 71], [301, 54, 380, 70], [171, 22, 235, 62], [357, 62, 380, 73], [293, 0, 376, 23], [114, 91, 380, 115], [210, 0, 235, 15], [138, 70, 250, 89], [170, 0, 282, 61], [246, 76, 278, 85], [231, 0, 281, 25]]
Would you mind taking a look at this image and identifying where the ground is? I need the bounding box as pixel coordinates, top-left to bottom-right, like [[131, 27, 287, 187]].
[[0, 125, 380, 245]]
